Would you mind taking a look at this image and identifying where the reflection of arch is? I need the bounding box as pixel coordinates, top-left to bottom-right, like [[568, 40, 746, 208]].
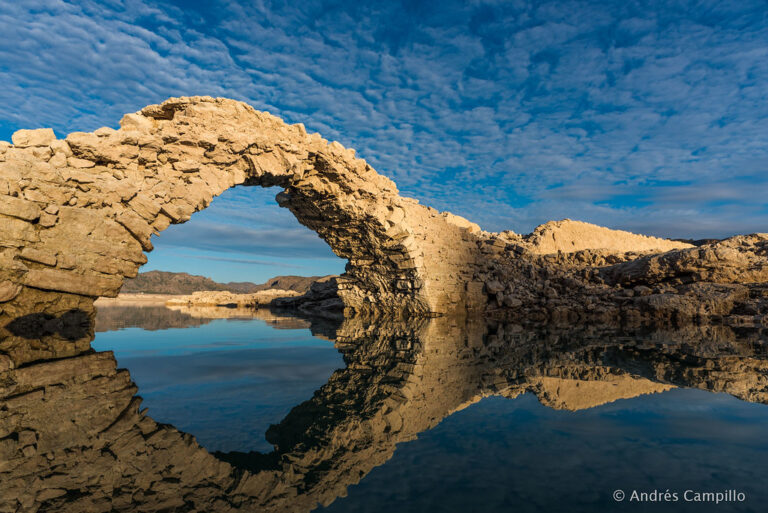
[[0, 97, 489, 319], [2, 310, 767, 512]]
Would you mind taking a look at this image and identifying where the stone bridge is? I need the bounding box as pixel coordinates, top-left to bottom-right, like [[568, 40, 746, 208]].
[[0, 96, 490, 319], [2, 96, 766, 324]]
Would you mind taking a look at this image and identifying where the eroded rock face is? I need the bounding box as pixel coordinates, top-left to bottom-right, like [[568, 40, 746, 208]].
[[1, 96, 766, 323]]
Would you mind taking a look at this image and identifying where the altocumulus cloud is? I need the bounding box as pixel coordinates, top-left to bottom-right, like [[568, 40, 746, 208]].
[[1, 0, 767, 241]]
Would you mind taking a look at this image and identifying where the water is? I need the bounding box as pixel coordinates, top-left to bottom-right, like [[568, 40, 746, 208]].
[[3, 303, 767, 512], [87, 305, 768, 513], [93, 308, 343, 453], [321, 392, 768, 513]]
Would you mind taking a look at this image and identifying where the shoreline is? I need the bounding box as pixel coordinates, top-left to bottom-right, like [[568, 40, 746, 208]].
[[94, 293, 181, 306]]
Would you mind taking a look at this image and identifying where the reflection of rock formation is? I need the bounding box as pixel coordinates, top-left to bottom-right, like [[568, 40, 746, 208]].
[[94, 304, 317, 332], [94, 305, 214, 332], [164, 305, 314, 331], [0, 350, 240, 512], [2, 97, 766, 322], [2, 304, 768, 512], [227, 317, 768, 512], [526, 375, 673, 410], [0, 310, 92, 367]]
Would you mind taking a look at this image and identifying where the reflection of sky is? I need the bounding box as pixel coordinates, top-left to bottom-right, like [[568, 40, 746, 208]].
[[92, 315, 343, 452], [322, 392, 768, 513], [3, 1, 768, 281], [92, 317, 333, 357]]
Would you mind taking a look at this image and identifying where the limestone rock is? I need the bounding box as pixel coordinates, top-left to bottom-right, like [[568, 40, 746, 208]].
[[11, 128, 56, 147], [0, 280, 21, 302], [0, 195, 41, 221], [23, 268, 123, 297], [119, 112, 153, 131], [524, 219, 691, 255]]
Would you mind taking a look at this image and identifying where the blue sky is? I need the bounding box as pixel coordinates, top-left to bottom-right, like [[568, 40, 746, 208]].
[[2, 0, 767, 282]]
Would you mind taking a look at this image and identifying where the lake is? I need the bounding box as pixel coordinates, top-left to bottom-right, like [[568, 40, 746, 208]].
[[84, 304, 768, 513]]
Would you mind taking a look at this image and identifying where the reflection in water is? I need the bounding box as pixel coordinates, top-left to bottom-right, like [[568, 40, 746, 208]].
[[94, 305, 316, 332], [1, 301, 768, 512], [92, 306, 342, 453]]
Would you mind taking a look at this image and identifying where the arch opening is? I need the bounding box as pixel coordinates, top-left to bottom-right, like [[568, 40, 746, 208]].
[[135, 186, 346, 287]]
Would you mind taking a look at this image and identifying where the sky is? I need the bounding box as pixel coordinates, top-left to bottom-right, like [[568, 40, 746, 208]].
[[1, 0, 767, 282]]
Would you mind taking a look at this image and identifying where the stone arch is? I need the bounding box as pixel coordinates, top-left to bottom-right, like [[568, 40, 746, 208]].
[[5, 96, 756, 324], [0, 97, 485, 318]]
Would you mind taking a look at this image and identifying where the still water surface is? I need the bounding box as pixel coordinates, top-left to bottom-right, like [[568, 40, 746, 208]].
[[92, 305, 768, 513]]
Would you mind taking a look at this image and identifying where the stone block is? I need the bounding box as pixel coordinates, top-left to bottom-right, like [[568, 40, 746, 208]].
[[20, 248, 57, 266], [23, 268, 123, 296], [67, 157, 96, 169], [116, 210, 154, 250], [120, 113, 153, 131], [0, 280, 21, 302], [1, 215, 38, 245], [0, 195, 41, 221], [11, 128, 56, 147], [129, 193, 161, 221]]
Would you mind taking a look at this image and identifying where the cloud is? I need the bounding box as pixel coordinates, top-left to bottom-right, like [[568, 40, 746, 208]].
[[1, 0, 767, 239], [153, 220, 339, 259], [185, 255, 306, 269]]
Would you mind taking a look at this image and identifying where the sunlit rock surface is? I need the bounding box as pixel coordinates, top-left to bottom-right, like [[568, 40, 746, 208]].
[[1, 300, 767, 512], [1, 96, 766, 323], [165, 289, 301, 307]]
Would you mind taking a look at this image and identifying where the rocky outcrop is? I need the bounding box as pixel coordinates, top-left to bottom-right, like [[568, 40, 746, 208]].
[[601, 233, 768, 286], [476, 232, 768, 326], [520, 219, 691, 255], [1, 96, 766, 322], [164, 289, 300, 307], [272, 275, 345, 319]]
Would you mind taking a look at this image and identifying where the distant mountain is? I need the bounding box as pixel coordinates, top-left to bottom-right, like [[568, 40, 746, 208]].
[[120, 270, 335, 295]]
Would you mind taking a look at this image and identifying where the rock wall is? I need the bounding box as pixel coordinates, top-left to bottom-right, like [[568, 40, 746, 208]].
[[1, 96, 766, 322]]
